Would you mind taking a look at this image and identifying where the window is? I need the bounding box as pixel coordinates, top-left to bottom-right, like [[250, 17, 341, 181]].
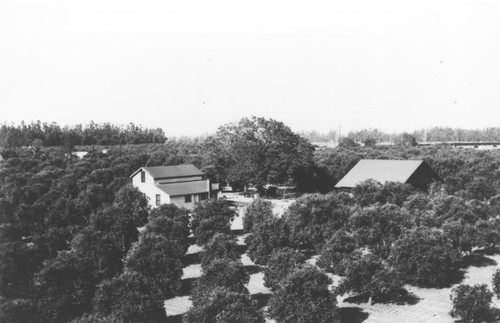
[[141, 170, 145, 183], [200, 193, 208, 200], [185, 195, 192, 203], [156, 194, 161, 206]]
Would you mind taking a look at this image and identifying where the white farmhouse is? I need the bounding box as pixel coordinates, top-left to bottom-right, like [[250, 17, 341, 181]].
[[131, 164, 219, 209]]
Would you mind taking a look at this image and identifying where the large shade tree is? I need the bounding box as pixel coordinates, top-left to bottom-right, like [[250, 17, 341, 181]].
[[204, 116, 315, 189]]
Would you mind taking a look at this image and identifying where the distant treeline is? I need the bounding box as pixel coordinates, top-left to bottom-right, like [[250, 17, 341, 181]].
[[301, 127, 500, 144], [411, 127, 500, 142], [298, 130, 338, 143], [4, 122, 499, 150], [0, 121, 166, 148]]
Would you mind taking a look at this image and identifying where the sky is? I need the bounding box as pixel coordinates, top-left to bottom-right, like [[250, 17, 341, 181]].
[[1, 0, 500, 137]]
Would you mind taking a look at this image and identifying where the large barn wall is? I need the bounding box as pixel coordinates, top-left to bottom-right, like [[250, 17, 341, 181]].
[[406, 162, 442, 190]]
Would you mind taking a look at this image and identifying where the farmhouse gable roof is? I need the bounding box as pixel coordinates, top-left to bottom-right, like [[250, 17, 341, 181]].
[[131, 164, 204, 179], [156, 180, 208, 197]]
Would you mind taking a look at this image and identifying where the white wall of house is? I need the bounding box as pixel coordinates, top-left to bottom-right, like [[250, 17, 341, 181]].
[[132, 170, 171, 208], [132, 169, 154, 186], [170, 195, 195, 209], [170, 192, 211, 210]]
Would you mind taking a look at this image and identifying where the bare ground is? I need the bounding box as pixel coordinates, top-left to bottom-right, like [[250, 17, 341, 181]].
[[338, 253, 500, 323]]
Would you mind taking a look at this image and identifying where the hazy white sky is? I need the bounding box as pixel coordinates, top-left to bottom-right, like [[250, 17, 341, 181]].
[[1, 0, 499, 136]]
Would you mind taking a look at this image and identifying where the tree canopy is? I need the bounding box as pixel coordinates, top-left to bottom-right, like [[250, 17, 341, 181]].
[[205, 116, 315, 189], [267, 266, 339, 323]]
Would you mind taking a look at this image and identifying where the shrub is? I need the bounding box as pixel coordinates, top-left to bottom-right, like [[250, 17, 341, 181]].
[[283, 193, 354, 251], [430, 195, 477, 227], [0, 241, 43, 299], [352, 179, 384, 207], [124, 233, 184, 299], [493, 269, 500, 298], [267, 266, 339, 323], [70, 313, 122, 323], [246, 217, 290, 265], [146, 204, 190, 245], [465, 176, 497, 201], [194, 258, 249, 294], [489, 195, 500, 216], [142, 214, 190, 254], [402, 193, 432, 226], [185, 286, 264, 323], [476, 218, 500, 250], [243, 198, 274, 232], [93, 272, 166, 322], [191, 200, 236, 245], [34, 251, 96, 323], [114, 184, 150, 227], [70, 227, 125, 282], [264, 247, 306, 290], [336, 253, 406, 303], [317, 230, 359, 275], [0, 298, 38, 323], [450, 284, 495, 323], [200, 233, 240, 268], [388, 227, 460, 287], [442, 219, 477, 255], [378, 181, 415, 206], [349, 204, 410, 258]]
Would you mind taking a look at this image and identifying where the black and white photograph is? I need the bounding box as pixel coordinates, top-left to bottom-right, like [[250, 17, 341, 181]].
[[1, 0, 500, 322]]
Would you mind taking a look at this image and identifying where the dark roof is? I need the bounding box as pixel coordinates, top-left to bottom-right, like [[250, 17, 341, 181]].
[[156, 180, 208, 197], [335, 159, 425, 188], [131, 164, 204, 179]]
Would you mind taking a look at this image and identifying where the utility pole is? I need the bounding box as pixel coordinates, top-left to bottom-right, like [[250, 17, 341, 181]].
[[338, 121, 342, 144]]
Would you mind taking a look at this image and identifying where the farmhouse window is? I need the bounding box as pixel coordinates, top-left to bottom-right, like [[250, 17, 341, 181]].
[[200, 193, 208, 200], [156, 194, 161, 206], [185, 195, 192, 203], [141, 171, 145, 183]]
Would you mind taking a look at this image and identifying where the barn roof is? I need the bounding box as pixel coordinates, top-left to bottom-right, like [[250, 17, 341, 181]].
[[156, 180, 208, 197], [131, 164, 204, 179], [335, 159, 426, 188]]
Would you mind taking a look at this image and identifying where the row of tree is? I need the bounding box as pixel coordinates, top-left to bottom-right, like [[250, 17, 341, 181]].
[[305, 126, 500, 144], [185, 199, 340, 322], [185, 201, 265, 322], [242, 178, 500, 313], [0, 121, 166, 148]]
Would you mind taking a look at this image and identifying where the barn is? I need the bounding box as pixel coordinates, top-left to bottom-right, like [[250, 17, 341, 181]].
[[131, 164, 219, 209], [334, 159, 441, 190]]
